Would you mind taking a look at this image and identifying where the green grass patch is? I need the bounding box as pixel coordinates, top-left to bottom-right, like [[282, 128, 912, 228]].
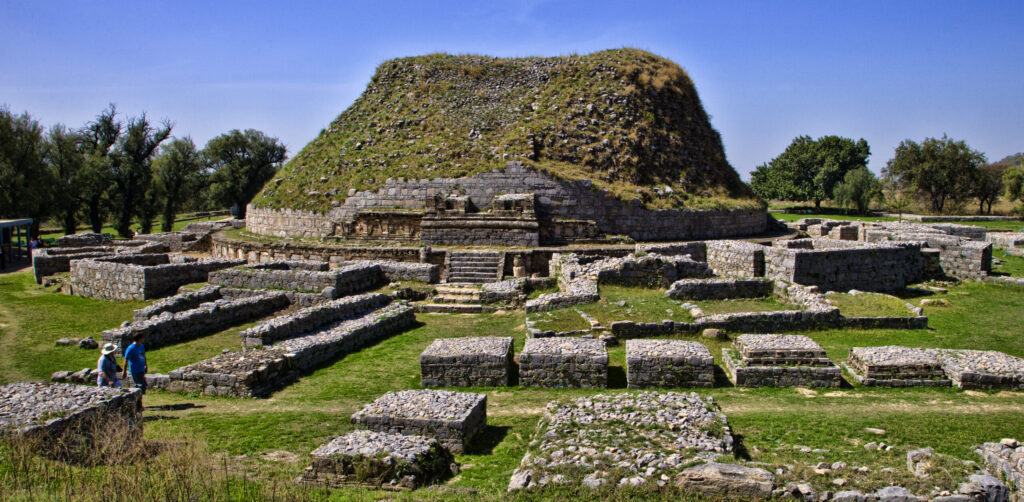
[[994, 248, 1024, 277], [695, 296, 796, 315], [826, 292, 912, 317]]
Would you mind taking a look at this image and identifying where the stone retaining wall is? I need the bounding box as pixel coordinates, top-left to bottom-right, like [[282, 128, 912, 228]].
[[246, 163, 768, 241], [70, 255, 245, 300], [103, 292, 289, 352], [0, 382, 142, 460], [240, 293, 392, 347], [706, 240, 765, 278], [166, 303, 414, 397], [209, 262, 385, 295], [133, 285, 224, 321], [763, 239, 922, 292], [420, 216, 540, 247], [666, 278, 774, 300], [341, 260, 440, 283]]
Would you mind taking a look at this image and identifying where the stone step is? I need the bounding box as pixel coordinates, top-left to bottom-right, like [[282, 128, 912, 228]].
[[448, 272, 498, 281], [450, 252, 500, 258], [434, 285, 480, 294], [449, 258, 500, 266], [449, 266, 499, 274], [433, 294, 483, 304], [416, 303, 495, 314]]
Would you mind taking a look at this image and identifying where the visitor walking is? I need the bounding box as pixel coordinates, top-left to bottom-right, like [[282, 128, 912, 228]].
[[97, 343, 122, 388], [121, 333, 148, 398]]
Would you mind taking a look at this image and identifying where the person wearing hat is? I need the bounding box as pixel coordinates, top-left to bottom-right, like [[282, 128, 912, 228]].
[[97, 343, 122, 388]]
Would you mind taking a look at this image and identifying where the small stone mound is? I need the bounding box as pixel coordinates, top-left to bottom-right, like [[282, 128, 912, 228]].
[[844, 346, 950, 387], [351, 389, 486, 453], [303, 430, 455, 489]]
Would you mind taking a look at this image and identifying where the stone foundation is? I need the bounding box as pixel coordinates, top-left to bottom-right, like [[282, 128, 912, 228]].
[[843, 346, 950, 387], [666, 278, 774, 300], [351, 390, 486, 453], [626, 340, 714, 388], [133, 285, 224, 321], [519, 338, 608, 388], [240, 293, 392, 347], [209, 262, 385, 295], [303, 430, 456, 489], [926, 349, 1024, 390], [764, 239, 922, 292], [0, 382, 142, 460], [706, 240, 765, 278], [70, 254, 244, 300], [102, 292, 289, 352], [420, 337, 514, 387], [723, 335, 841, 388]]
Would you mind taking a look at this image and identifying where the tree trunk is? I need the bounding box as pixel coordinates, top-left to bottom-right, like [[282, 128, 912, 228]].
[[88, 198, 104, 233], [62, 211, 77, 236]]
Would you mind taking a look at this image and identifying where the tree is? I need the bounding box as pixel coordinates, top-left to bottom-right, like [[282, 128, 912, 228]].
[[749, 135, 870, 209], [44, 124, 86, 235], [109, 114, 172, 237], [0, 106, 53, 236], [833, 167, 882, 215], [882, 135, 986, 214], [205, 129, 287, 218], [79, 105, 121, 233], [972, 164, 1005, 215], [1005, 159, 1024, 206], [153, 137, 202, 232]]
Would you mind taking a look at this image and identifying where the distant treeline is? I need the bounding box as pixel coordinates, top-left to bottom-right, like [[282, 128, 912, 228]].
[[0, 104, 286, 237]]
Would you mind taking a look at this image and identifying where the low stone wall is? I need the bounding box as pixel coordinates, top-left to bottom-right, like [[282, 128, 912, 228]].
[[351, 390, 486, 453], [706, 240, 765, 278], [240, 293, 392, 347], [166, 303, 414, 397], [70, 255, 245, 300], [247, 259, 329, 271], [519, 338, 608, 388], [764, 239, 922, 292], [209, 262, 385, 295], [212, 232, 434, 268], [420, 337, 514, 387], [596, 253, 712, 288], [987, 232, 1024, 248], [303, 430, 456, 489], [977, 441, 1024, 498], [926, 349, 1024, 390], [133, 285, 224, 321], [220, 287, 330, 309], [0, 382, 142, 460], [666, 278, 773, 300], [342, 260, 440, 283], [723, 348, 842, 388], [843, 346, 950, 387], [635, 241, 707, 261], [56, 232, 113, 247], [626, 340, 714, 388], [33, 250, 114, 284], [103, 292, 289, 352]]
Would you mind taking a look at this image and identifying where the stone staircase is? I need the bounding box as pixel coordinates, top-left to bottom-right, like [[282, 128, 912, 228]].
[[417, 284, 493, 314], [445, 251, 501, 284]]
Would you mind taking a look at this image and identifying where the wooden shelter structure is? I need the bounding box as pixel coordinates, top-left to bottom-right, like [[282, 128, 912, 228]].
[[0, 218, 34, 266]]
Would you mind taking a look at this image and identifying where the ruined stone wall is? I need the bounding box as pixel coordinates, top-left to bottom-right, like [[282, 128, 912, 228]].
[[133, 285, 224, 321], [341, 260, 440, 283], [247, 163, 767, 241], [103, 292, 289, 351], [211, 232, 432, 267], [666, 278, 774, 300], [706, 240, 766, 277], [209, 262, 385, 295], [70, 256, 245, 300], [763, 239, 922, 292], [240, 293, 392, 347]]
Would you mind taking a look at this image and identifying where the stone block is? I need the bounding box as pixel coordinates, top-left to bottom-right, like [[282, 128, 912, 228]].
[[351, 390, 486, 453], [420, 337, 514, 387], [626, 339, 714, 388], [519, 337, 608, 388]]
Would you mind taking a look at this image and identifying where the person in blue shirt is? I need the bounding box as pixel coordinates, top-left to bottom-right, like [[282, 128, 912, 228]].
[[122, 333, 148, 397], [97, 343, 122, 388]]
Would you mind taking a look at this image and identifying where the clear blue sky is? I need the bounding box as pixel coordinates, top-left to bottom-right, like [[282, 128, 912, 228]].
[[2, 1, 1022, 179]]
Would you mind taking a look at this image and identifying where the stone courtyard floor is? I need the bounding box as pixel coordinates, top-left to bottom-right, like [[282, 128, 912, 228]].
[[2, 267, 1024, 499]]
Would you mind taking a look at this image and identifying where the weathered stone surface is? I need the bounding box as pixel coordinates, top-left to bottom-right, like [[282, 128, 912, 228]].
[[420, 337, 514, 387], [764, 239, 923, 292], [725, 335, 841, 388], [674, 462, 775, 499], [626, 339, 714, 388], [209, 261, 385, 295], [133, 285, 224, 321], [844, 346, 950, 387], [976, 440, 1024, 499], [240, 293, 391, 347], [70, 254, 244, 300], [667, 277, 773, 300], [706, 240, 766, 278], [519, 338, 608, 388], [927, 349, 1024, 390], [508, 392, 734, 492], [351, 390, 486, 453], [303, 430, 456, 489]]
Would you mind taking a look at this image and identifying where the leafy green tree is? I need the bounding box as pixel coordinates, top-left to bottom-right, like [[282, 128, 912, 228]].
[[0, 106, 53, 235], [205, 129, 287, 218], [1004, 159, 1024, 206], [883, 135, 986, 214], [154, 137, 202, 232], [972, 164, 1005, 215], [109, 114, 172, 237], [749, 135, 869, 209], [79, 105, 121, 233], [44, 124, 86, 235], [833, 167, 882, 215]]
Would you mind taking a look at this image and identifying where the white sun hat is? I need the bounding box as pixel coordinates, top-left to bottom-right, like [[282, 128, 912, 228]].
[[101, 343, 118, 356]]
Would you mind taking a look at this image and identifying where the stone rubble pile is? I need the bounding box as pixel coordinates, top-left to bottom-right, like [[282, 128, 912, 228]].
[[519, 337, 608, 388], [240, 293, 391, 347], [351, 389, 486, 453], [303, 430, 456, 489], [102, 292, 289, 352], [508, 392, 775, 498], [844, 346, 951, 387], [420, 337, 514, 387], [977, 439, 1024, 499], [723, 334, 842, 388]]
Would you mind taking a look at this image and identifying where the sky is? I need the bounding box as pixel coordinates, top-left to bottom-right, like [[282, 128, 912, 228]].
[[2, 0, 1022, 180]]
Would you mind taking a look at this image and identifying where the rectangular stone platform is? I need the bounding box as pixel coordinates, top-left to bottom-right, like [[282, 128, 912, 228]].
[[0, 382, 142, 460], [420, 337, 514, 387], [351, 389, 486, 453], [70, 254, 244, 300], [626, 340, 714, 388], [209, 261, 385, 295], [926, 349, 1024, 390], [843, 346, 950, 387], [724, 334, 841, 388], [519, 338, 608, 388], [240, 293, 392, 347], [303, 430, 455, 489]]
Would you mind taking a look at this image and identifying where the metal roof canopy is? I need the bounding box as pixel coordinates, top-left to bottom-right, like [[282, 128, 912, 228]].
[[0, 218, 34, 261], [0, 219, 33, 229]]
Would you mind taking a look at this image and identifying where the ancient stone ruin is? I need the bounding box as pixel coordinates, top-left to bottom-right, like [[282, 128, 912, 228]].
[[303, 430, 456, 489], [351, 389, 487, 453], [723, 334, 842, 388]]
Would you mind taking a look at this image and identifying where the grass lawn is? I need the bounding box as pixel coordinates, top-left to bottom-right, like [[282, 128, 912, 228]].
[[36, 214, 226, 242], [826, 292, 913, 317], [994, 248, 1024, 277], [696, 296, 796, 315], [2, 270, 1024, 500]]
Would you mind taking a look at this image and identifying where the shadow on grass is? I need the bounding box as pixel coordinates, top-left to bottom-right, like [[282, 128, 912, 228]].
[[608, 366, 627, 388], [147, 402, 204, 412], [467, 425, 511, 455], [730, 433, 751, 461], [713, 365, 734, 387]]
